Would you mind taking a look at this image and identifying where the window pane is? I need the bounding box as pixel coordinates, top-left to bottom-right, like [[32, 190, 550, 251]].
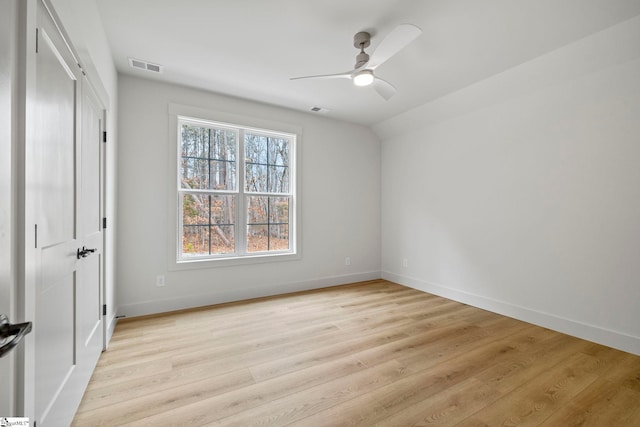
[[180, 124, 237, 191], [210, 129, 237, 161], [210, 194, 235, 224], [209, 225, 235, 254], [268, 166, 289, 193], [245, 133, 290, 194], [181, 125, 208, 159], [246, 196, 289, 252], [181, 193, 235, 256], [268, 137, 289, 167], [269, 224, 289, 250], [245, 163, 267, 192], [181, 157, 209, 190], [181, 125, 208, 190], [182, 192, 210, 227], [183, 225, 210, 256], [210, 160, 236, 190], [247, 225, 268, 252], [269, 197, 289, 224], [246, 195, 267, 224], [247, 225, 290, 252], [245, 134, 267, 164]]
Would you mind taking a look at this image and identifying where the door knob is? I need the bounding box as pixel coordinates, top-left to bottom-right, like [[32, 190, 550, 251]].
[[77, 246, 97, 259], [0, 314, 33, 358]]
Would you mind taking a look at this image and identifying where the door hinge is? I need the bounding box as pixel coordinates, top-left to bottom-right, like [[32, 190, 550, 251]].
[[103, 217, 107, 229], [103, 131, 107, 143], [35, 28, 38, 53], [35, 224, 38, 248], [103, 304, 107, 316]]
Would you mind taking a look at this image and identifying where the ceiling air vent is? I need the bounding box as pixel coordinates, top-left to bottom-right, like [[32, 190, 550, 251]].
[[310, 106, 329, 114], [128, 57, 163, 73]]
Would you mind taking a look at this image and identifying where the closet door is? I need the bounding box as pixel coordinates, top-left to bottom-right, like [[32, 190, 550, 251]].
[[28, 1, 104, 425], [76, 75, 105, 390]]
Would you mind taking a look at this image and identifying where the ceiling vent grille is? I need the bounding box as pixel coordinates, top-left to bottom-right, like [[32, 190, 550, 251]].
[[128, 57, 163, 73], [310, 106, 329, 114]]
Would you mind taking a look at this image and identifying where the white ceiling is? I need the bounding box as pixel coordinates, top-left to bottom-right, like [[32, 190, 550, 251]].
[[96, 0, 640, 126]]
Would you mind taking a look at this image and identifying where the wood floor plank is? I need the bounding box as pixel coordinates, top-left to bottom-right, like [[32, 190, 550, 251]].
[[473, 331, 588, 394], [306, 323, 553, 426], [538, 378, 640, 426], [463, 351, 606, 426], [73, 280, 640, 426], [248, 328, 410, 382], [84, 357, 173, 389], [289, 339, 513, 426], [73, 368, 255, 424], [116, 355, 371, 426], [373, 377, 501, 427], [212, 359, 410, 427]]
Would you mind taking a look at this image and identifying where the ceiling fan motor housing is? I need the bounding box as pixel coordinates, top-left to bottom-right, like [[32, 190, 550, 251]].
[[353, 31, 371, 49]]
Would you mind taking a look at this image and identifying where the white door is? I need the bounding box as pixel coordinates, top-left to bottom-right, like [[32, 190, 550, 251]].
[[27, 2, 104, 425], [76, 76, 105, 377]]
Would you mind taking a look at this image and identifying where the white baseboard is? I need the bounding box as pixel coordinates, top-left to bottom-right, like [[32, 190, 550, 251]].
[[104, 313, 118, 350], [382, 271, 640, 356], [117, 271, 381, 318]]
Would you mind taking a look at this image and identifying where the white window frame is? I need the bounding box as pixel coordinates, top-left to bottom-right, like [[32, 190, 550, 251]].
[[168, 103, 301, 270]]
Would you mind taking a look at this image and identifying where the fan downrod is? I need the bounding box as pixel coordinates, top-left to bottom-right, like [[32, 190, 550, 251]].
[[353, 32, 371, 68]]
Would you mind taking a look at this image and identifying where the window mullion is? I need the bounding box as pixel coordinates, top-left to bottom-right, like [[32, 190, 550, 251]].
[[207, 129, 212, 255], [208, 194, 212, 255], [288, 140, 295, 252], [266, 138, 270, 251], [244, 191, 291, 197], [237, 129, 247, 255]]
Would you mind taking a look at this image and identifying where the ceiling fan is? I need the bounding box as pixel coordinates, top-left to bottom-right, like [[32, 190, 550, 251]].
[[291, 24, 422, 100]]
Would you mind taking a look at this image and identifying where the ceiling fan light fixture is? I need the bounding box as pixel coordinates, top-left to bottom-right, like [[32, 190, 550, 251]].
[[290, 24, 422, 100], [353, 70, 374, 87]]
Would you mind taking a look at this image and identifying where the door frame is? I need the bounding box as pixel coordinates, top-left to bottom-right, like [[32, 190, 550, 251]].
[[0, 0, 21, 416]]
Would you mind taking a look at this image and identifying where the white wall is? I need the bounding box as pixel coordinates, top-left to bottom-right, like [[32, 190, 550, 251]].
[[49, 0, 119, 340], [117, 75, 381, 316], [376, 16, 640, 355]]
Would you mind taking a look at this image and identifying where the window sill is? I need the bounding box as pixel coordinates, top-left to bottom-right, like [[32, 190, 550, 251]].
[[169, 251, 301, 271]]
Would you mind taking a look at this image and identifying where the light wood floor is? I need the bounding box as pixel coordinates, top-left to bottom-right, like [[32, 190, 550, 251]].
[[73, 280, 640, 426]]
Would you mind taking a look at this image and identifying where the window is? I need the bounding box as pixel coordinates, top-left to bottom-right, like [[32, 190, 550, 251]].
[[177, 116, 296, 262]]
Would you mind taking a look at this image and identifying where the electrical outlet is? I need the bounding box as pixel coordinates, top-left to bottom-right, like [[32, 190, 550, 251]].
[[345, 257, 351, 266], [402, 258, 408, 268], [156, 275, 165, 287]]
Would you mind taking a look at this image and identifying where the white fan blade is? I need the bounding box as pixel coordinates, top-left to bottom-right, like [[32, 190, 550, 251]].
[[367, 24, 422, 70], [373, 77, 396, 100], [290, 71, 353, 81]]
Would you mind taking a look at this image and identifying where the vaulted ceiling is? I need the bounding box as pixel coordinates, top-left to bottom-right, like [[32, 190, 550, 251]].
[[96, 0, 640, 126]]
